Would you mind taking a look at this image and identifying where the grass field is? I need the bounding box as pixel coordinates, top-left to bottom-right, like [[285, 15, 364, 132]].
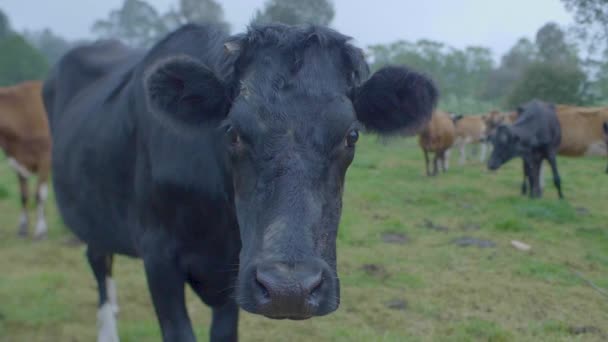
[[1, 136, 607, 341]]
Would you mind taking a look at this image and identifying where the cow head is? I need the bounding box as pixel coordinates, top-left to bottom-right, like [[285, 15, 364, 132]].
[[487, 125, 525, 170], [144, 24, 437, 319]]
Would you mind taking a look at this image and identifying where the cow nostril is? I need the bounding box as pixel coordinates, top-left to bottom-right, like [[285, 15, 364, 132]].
[[309, 276, 323, 297], [303, 272, 324, 297], [254, 275, 270, 299]]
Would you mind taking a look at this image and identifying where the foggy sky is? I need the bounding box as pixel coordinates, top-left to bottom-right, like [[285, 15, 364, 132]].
[[1, 0, 573, 60]]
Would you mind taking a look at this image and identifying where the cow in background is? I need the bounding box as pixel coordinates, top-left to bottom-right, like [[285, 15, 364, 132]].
[[488, 100, 563, 199], [482, 110, 518, 139], [0, 81, 51, 239], [419, 111, 455, 176], [555, 105, 608, 158], [451, 114, 488, 164]]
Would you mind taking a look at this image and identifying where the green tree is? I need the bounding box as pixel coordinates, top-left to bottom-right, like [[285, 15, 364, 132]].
[[0, 34, 48, 86], [254, 0, 335, 26], [23, 28, 73, 65], [163, 0, 229, 31], [483, 38, 537, 102], [562, 0, 608, 48], [506, 62, 586, 107], [535, 22, 579, 65], [0, 9, 11, 38], [91, 0, 166, 48]]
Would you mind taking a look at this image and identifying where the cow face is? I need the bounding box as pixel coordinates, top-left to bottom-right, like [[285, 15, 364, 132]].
[[488, 125, 520, 170], [144, 24, 437, 320]]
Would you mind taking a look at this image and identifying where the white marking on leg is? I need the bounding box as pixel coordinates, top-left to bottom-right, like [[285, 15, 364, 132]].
[[480, 143, 488, 162], [97, 302, 119, 342], [106, 277, 119, 314], [7, 158, 32, 178], [18, 209, 29, 236], [459, 143, 466, 165], [34, 183, 49, 238], [19, 210, 29, 228]]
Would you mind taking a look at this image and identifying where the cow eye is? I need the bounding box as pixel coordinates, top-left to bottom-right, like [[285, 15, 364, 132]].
[[225, 125, 240, 145], [345, 129, 359, 147]]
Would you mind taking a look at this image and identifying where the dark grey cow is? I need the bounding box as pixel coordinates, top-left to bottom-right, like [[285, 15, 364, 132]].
[[487, 100, 563, 199], [43, 23, 437, 341]]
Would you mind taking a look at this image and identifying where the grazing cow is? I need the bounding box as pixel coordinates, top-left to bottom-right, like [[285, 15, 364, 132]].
[[43, 24, 437, 341], [451, 114, 488, 164], [554, 105, 608, 157], [0, 81, 51, 239], [488, 100, 563, 199], [419, 111, 455, 176], [482, 110, 517, 139]]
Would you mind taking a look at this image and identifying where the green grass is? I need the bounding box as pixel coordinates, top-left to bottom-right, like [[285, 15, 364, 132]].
[[1, 137, 608, 341]]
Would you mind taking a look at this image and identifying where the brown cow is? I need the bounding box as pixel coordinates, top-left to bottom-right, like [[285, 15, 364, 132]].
[[419, 110, 455, 176], [555, 105, 608, 157], [482, 110, 518, 138], [451, 115, 488, 165], [0, 81, 51, 239]]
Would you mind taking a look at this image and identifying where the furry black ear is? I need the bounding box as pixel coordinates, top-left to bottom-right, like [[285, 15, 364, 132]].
[[451, 114, 464, 123], [603, 121, 608, 135], [352, 66, 438, 134], [144, 55, 230, 127]]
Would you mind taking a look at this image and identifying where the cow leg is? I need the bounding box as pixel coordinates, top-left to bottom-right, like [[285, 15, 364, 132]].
[[144, 256, 195, 342], [521, 160, 529, 196], [547, 153, 564, 199], [33, 181, 49, 240], [479, 143, 488, 163], [16, 174, 29, 237], [432, 153, 439, 176], [423, 150, 431, 176], [459, 142, 466, 165], [529, 157, 543, 199], [87, 248, 119, 342], [539, 162, 545, 191], [210, 299, 239, 342], [440, 151, 448, 172], [444, 149, 450, 170]]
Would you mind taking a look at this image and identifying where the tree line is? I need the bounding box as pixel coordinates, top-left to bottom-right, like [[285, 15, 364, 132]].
[[0, 0, 606, 112]]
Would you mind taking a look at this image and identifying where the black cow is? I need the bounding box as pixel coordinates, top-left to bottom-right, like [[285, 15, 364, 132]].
[[604, 121, 608, 173], [43, 23, 437, 341], [487, 100, 563, 199]]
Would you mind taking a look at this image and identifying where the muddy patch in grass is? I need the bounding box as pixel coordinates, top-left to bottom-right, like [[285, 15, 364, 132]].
[[420, 219, 449, 232], [385, 299, 408, 311], [361, 264, 390, 280], [381, 232, 408, 244], [452, 236, 496, 248]]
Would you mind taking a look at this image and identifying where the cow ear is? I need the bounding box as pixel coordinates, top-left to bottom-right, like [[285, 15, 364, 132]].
[[352, 66, 438, 135], [144, 55, 230, 127], [603, 122, 608, 135]]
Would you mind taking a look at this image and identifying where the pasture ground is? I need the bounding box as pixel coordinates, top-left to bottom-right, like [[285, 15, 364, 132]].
[[1, 136, 607, 341]]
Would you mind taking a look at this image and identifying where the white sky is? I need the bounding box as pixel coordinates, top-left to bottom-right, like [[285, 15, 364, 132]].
[[1, 0, 574, 60]]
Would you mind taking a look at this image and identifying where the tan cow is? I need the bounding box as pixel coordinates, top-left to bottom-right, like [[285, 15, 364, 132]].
[[418, 110, 455, 176], [0, 81, 51, 239], [482, 110, 518, 137], [555, 105, 608, 157], [451, 115, 488, 165]]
